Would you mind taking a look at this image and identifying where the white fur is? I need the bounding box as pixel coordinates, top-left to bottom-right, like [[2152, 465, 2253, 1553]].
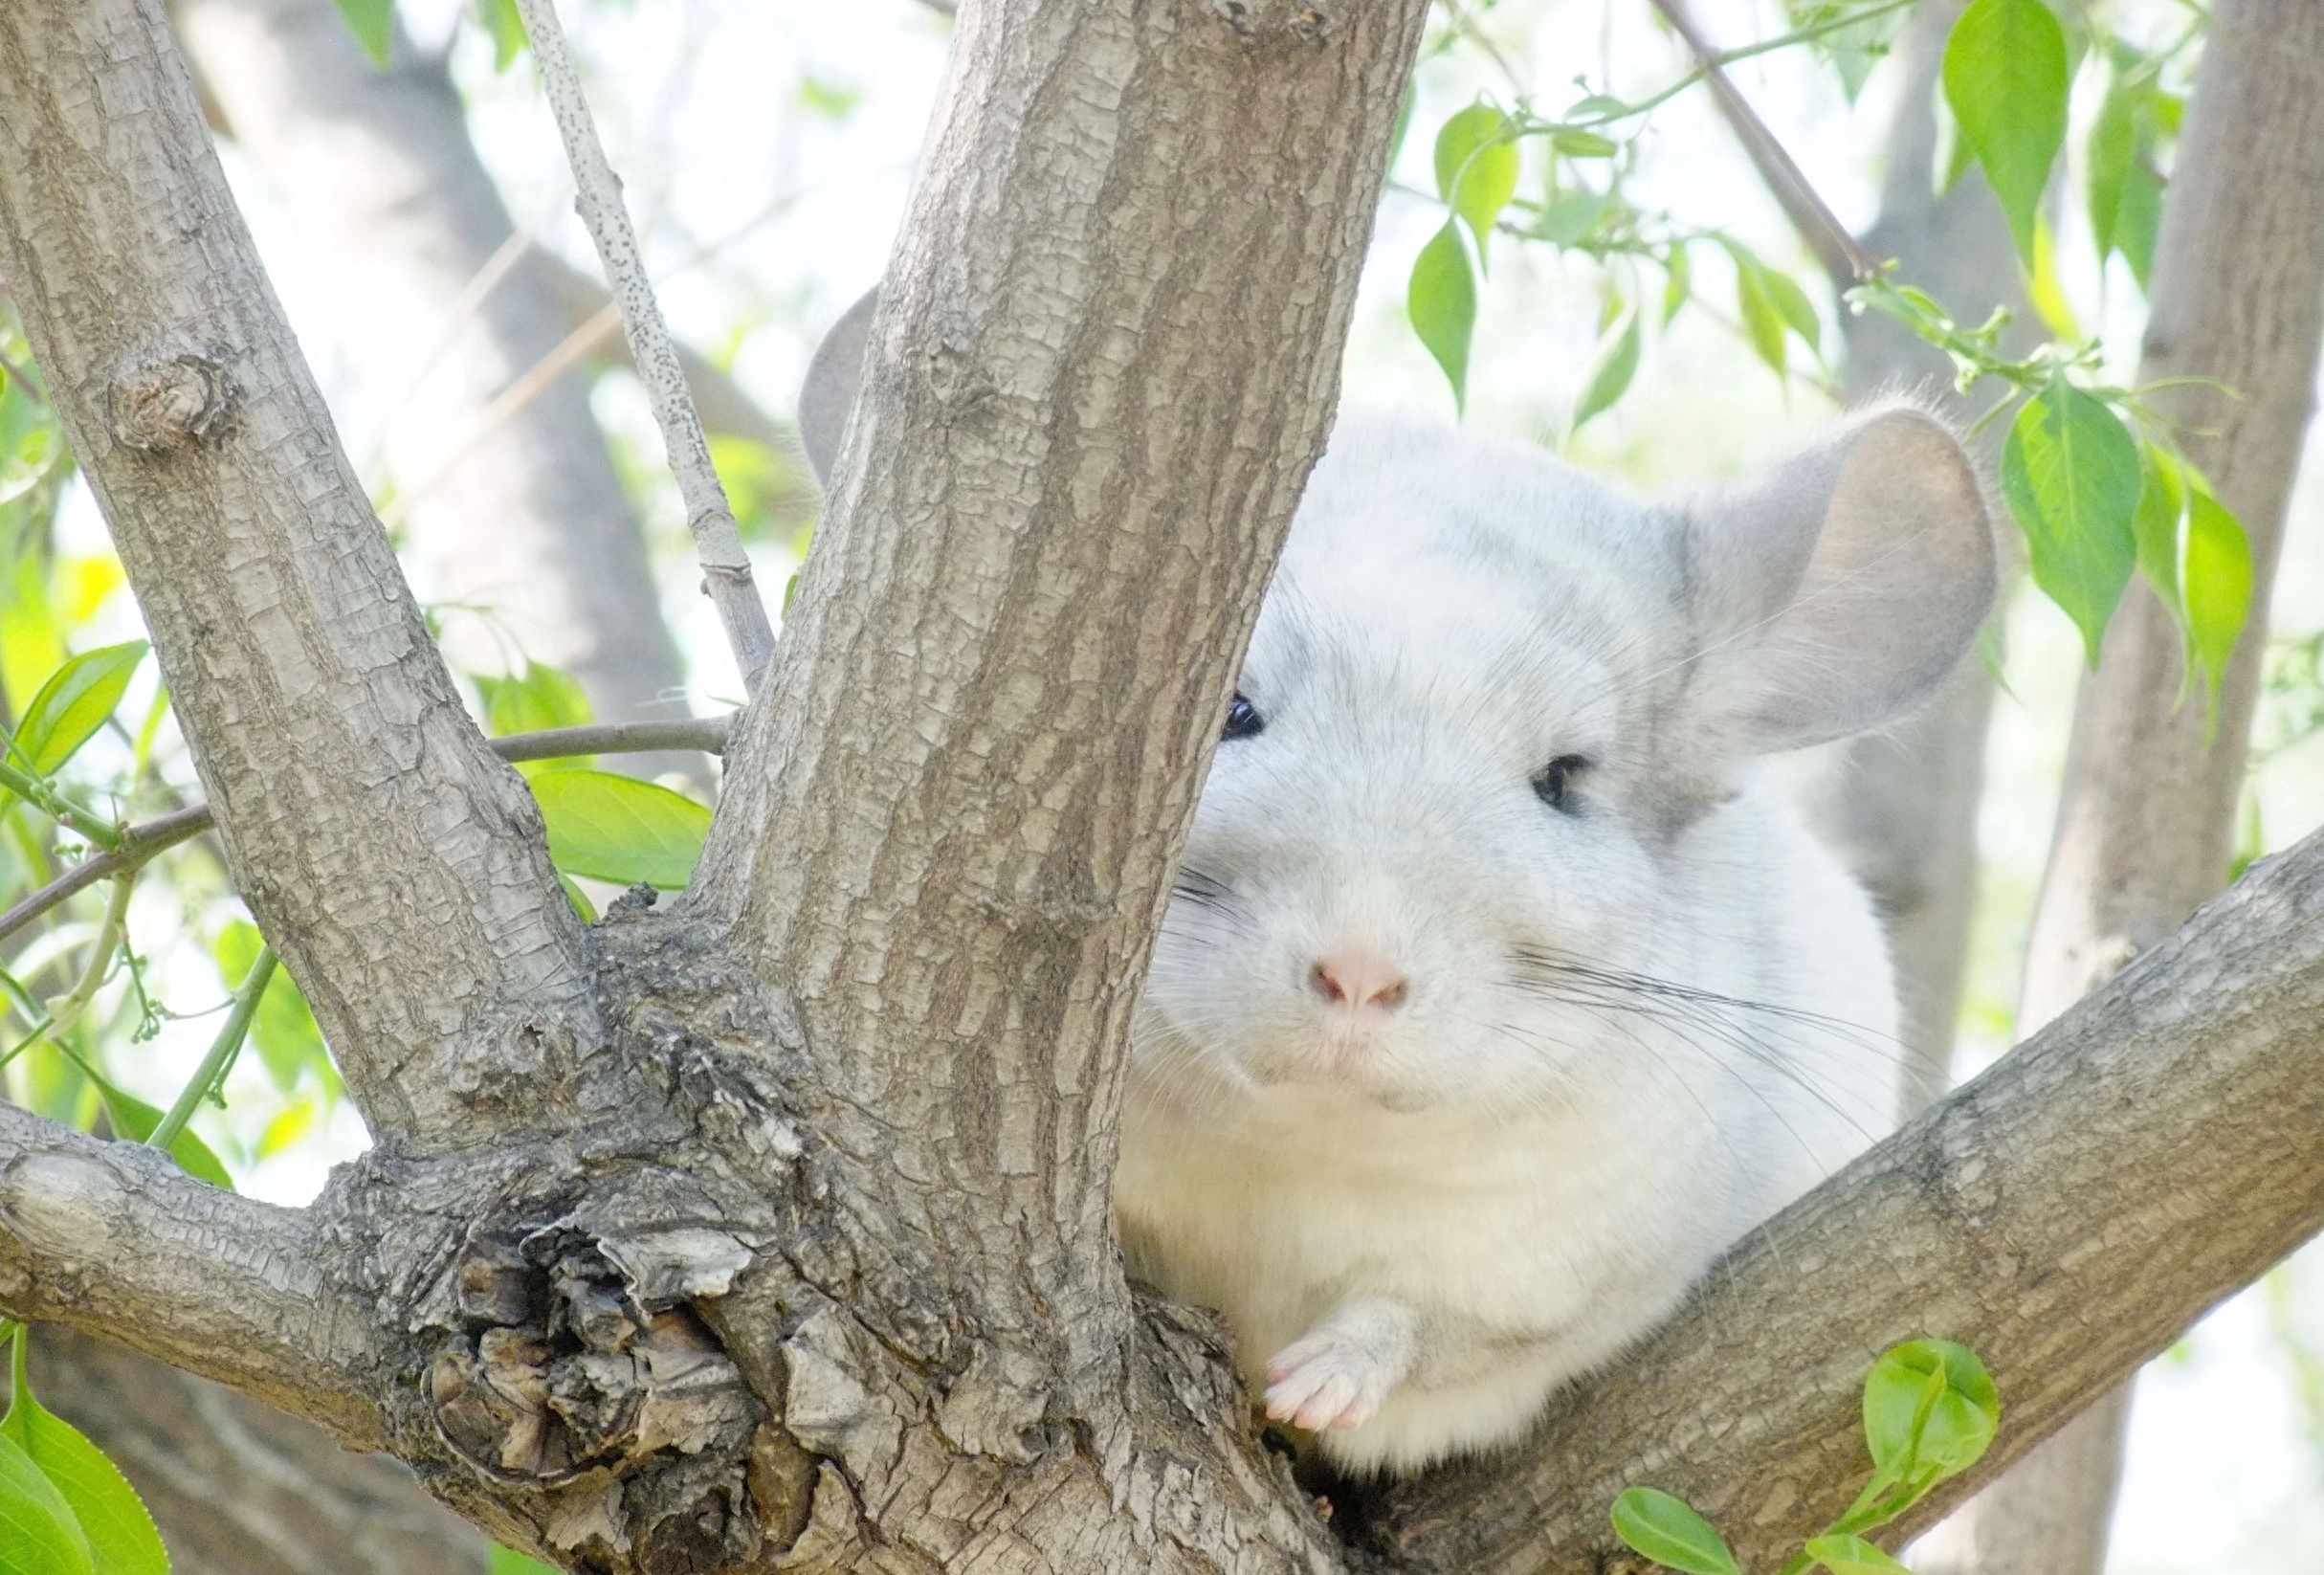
[[1117, 411, 1991, 1475]]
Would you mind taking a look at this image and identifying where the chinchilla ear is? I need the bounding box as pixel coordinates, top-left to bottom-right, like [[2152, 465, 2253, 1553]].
[[1686, 405, 1997, 753], [797, 286, 881, 489]]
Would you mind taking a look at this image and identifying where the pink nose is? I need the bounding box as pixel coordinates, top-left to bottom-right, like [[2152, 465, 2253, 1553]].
[[1309, 945, 1409, 1011]]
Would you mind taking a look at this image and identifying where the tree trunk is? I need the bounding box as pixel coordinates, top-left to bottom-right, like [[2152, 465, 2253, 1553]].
[[174, 0, 697, 743], [1924, 4, 2324, 1572]]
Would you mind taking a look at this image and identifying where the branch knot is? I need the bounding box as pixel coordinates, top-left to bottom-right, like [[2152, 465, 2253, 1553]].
[[106, 352, 234, 452]]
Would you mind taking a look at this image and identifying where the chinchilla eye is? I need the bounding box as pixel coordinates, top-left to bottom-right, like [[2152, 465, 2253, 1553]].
[[1222, 692, 1265, 742], [1530, 754, 1589, 812]]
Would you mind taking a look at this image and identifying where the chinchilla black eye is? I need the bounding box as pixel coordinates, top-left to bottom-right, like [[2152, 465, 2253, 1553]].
[[1531, 754, 1589, 813], [1222, 693, 1265, 743]]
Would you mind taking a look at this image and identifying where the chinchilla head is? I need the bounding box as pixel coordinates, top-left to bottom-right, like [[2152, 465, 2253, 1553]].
[[1140, 409, 1995, 1116], [792, 290, 1994, 1121]]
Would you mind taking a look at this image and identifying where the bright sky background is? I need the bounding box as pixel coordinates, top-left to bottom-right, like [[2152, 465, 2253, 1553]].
[[70, 0, 2318, 1566]]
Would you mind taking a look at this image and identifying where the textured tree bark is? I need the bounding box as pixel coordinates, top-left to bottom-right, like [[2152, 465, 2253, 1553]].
[[0, 0, 598, 1151], [1926, 4, 2324, 1571], [8, 1333, 485, 1575], [174, 0, 697, 760], [4, 2, 2323, 1573], [1364, 821, 2324, 1572]]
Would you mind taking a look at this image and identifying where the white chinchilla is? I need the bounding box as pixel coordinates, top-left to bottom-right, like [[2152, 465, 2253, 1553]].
[[798, 293, 1998, 1477]]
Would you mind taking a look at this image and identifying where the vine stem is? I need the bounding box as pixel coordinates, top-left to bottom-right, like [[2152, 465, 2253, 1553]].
[[0, 716, 734, 948], [146, 945, 277, 1154], [507, 0, 778, 693]]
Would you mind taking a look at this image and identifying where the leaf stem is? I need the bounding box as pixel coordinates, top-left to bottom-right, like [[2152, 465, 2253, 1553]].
[[39, 876, 133, 1043], [147, 946, 277, 1154], [0, 759, 122, 851]]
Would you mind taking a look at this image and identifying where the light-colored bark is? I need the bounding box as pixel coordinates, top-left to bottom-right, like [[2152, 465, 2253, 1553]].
[[0, 1103, 383, 1446], [1365, 821, 2324, 1571], [9, 1334, 485, 1575], [1930, 3, 2324, 1571], [175, 0, 696, 757], [0, 0, 597, 1151], [510, 0, 776, 693], [690, 0, 1432, 1445]]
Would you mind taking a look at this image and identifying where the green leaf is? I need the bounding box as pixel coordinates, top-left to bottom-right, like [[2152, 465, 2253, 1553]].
[[2115, 164, 2164, 291], [2184, 487, 2254, 691], [1805, 1534, 1914, 1575], [471, 0, 526, 70], [478, 663, 593, 778], [3, 1340, 168, 1575], [1732, 253, 1788, 382], [2131, 444, 2186, 623], [1662, 242, 1692, 325], [1942, 0, 2069, 263], [559, 874, 600, 924], [531, 769, 712, 891], [491, 1548, 562, 1575], [1760, 268, 1822, 357], [0, 1429, 93, 1575], [1532, 190, 1617, 247], [1609, 1488, 1741, 1575], [96, 1083, 235, 1192], [331, 0, 395, 67], [1549, 128, 1619, 159], [1433, 106, 1521, 266], [2087, 75, 2137, 266], [1407, 221, 1477, 414], [1571, 301, 1641, 436], [1863, 1340, 2002, 1488], [11, 643, 146, 777], [2001, 379, 2141, 666]]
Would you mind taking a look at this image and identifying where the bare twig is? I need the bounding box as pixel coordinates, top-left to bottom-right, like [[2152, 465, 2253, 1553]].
[[1649, 0, 1879, 284], [0, 717, 734, 948], [508, 0, 778, 692]]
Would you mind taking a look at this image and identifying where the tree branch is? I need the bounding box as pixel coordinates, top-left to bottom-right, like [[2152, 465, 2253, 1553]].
[[0, 0, 597, 1153], [1365, 826, 2324, 1572], [0, 717, 734, 947], [690, 0, 1431, 1444], [0, 1102, 384, 1451], [1647, 0, 1875, 284], [508, 0, 778, 694]]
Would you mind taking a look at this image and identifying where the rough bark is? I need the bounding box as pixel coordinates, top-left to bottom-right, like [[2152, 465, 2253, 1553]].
[[7, 1333, 486, 1575], [688, 0, 1431, 1448], [1929, 4, 2324, 1571], [0, 0, 597, 1151], [174, 0, 695, 751], [3, 2, 2322, 1574], [1364, 823, 2324, 1571]]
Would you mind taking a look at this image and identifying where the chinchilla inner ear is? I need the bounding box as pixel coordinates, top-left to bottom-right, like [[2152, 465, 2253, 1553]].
[[797, 286, 881, 489], [1686, 406, 1999, 754]]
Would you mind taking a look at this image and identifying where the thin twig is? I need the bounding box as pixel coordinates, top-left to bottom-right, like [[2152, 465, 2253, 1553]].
[[1647, 0, 1881, 284], [509, 0, 778, 692], [0, 717, 734, 947], [148, 945, 277, 1152]]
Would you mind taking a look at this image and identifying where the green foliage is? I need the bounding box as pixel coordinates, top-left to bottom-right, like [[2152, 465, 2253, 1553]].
[[472, 0, 528, 72], [1407, 221, 1477, 413], [1941, 0, 2069, 264], [1610, 1488, 1741, 1575], [1571, 300, 1641, 436], [491, 1549, 562, 1575], [1434, 104, 1521, 268], [0, 1330, 168, 1575], [531, 769, 712, 890], [92, 1078, 235, 1192], [2184, 486, 2255, 697], [1611, 1341, 2001, 1575], [330, 0, 396, 68], [2000, 377, 2141, 667], [9, 643, 146, 778]]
